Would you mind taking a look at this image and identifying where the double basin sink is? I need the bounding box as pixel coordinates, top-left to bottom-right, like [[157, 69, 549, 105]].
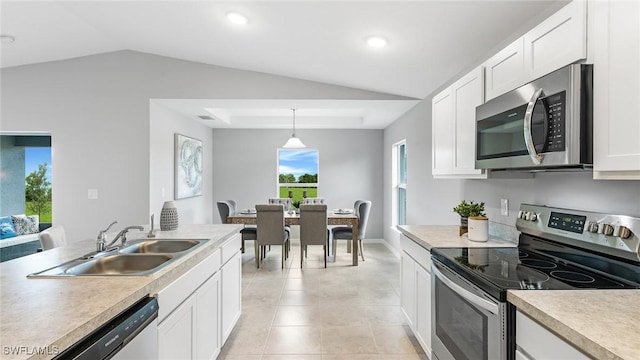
[[29, 239, 208, 277]]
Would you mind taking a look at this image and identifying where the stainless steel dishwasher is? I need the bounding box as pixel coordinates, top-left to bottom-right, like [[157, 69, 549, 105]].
[[53, 297, 158, 360]]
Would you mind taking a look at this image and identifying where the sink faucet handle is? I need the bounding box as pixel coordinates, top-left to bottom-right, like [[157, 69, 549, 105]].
[[96, 221, 118, 252], [98, 221, 118, 239]]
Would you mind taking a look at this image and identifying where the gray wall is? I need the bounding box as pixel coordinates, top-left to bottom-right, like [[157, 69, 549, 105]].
[[1, 50, 406, 240], [0, 136, 26, 216], [212, 129, 384, 238]]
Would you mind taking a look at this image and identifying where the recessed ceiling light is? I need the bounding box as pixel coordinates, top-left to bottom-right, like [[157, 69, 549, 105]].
[[366, 36, 387, 48], [226, 12, 248, 25], [1, 35, 16, 44]]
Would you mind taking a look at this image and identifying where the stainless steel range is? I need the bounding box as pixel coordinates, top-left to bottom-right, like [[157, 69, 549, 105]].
[[430, 204, 640, 360]]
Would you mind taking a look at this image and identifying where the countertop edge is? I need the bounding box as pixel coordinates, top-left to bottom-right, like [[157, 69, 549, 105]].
[[507, 291, 622, 360]]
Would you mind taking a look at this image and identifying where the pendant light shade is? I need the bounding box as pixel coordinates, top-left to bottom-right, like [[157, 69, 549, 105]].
[[282, 108, 306, 148]]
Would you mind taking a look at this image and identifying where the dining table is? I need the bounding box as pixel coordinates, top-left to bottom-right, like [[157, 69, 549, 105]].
[[227, 209, 360, 266]]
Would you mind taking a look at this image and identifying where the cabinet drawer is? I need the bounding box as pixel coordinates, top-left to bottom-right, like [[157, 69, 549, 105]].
[[221, 234, 241, 265], [400, 235, 431, 271], [158, 249, 221, 322]]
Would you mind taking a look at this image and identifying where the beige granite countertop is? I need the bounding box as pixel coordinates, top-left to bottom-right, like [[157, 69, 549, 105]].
[[508, 290, 640, 360], [0, 224, 242, 360], [397, 225, 517, 250]]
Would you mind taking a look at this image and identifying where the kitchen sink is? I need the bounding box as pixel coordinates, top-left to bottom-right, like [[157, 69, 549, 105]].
[[65, 254, 173, 275], [120, 239, 202, 254], [28, 238, 209, 277]]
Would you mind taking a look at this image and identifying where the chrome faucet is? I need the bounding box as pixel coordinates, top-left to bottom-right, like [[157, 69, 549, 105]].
[[96, 221, 118, 252], [105, 226, 145, 250]]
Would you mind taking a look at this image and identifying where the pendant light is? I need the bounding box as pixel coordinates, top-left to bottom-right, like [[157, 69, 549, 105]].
[[282, 108, 306, 148]]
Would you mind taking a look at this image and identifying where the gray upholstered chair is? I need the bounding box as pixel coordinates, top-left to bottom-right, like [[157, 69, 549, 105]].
[[268, 198, 292, 212], [302, 197, 325, 205], [331, 200, 363, 254], [331, 200, 371, 261], [38, 225, 67, 251], [217, 200, 257, 253], [299, 204, 328, 268], [256, 204, 290, 268]]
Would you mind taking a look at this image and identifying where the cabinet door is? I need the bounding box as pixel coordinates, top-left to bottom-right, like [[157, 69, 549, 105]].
[[591, 0, 640, 179], [516, 311, 589, 360], [452, 66, 486, 177], [221, 251, 242, 344], [432, 87, 454, 175], [485, 38, 525, 100], [414, 264, 432, 355], [158, 294, 196, 360], [524, 0, 586, 81], [196, 272, 221, 360], [400, 251, 416, 328]]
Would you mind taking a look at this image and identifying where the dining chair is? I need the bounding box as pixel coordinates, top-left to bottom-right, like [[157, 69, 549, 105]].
[[216, 200, 257, 253], [256, 204, 290, 268], [38, 225, 67, 251], [299, 204, 328, 268], [268, 198, 292, 212], [331, 200, 371, 261], [331, 200, 363, 254], [302, 197, 325, 205]]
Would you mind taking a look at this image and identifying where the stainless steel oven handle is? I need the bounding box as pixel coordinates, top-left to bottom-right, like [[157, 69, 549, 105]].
[[432, 262, 499, 315], [523, 88, 545, 165]]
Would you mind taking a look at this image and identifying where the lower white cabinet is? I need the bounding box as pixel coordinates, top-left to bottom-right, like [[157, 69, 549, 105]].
[[157, 234, 242, 360], [400, 235, 432, 357], [221, 251, 242, 344], [516, 310, 589, 360]]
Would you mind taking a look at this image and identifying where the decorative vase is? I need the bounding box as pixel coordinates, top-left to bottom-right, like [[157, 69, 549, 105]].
[[468, 216, 489, 242], [160, 201, 179, 231], [459, 216, 469, 236]]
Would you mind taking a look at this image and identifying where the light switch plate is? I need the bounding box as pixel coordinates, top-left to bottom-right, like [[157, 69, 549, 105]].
[[88, 189, 98, 200], [501, 199, 509, 216]]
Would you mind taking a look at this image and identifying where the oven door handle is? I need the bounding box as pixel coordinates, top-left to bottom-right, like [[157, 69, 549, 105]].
[[432, 263, 499, 315], [523, 88, 545, 165]]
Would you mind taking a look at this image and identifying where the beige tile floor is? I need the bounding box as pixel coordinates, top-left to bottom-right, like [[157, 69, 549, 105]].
[[218, 239, 428, 360]]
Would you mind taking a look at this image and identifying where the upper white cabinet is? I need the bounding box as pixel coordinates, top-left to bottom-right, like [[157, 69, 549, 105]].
[[523, 0, 587, 81], [485, 1, 587, 101], [590, 0, 640, 179], [432, 66, 487, 179], [485, 38, 525, 101]]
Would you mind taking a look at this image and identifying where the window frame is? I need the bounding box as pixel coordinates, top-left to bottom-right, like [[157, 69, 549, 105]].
[[276, 148, 320, 198], [392, 140, 407, 226]]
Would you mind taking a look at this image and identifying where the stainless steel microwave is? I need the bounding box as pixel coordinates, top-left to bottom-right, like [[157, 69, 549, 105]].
[[476, 64, 593, 171]]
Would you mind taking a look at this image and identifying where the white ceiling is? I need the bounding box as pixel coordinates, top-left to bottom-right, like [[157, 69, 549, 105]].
[[0, 0, 566, 129]]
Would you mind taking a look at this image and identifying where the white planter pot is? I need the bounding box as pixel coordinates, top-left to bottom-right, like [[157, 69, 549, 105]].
[[468, 216, 488, 242]]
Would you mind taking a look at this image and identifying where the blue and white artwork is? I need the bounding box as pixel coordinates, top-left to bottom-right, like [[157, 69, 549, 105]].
[[175, 134, 203, 199]]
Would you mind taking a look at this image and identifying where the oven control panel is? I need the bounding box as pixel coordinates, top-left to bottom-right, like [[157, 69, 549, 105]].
[[516, 204, 639, 263]]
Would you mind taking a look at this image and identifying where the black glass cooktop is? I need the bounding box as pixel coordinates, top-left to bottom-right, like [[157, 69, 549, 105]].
[[431, 242, 639, 302]]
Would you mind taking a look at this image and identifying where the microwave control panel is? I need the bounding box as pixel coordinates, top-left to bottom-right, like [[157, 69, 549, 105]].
[[541, 91, 566, 152]]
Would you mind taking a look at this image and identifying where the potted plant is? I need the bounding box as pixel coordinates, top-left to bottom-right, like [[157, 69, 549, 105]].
[[453, 200, 485, 236]]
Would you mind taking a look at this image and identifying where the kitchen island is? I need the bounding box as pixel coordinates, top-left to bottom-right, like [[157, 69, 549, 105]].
[[0, 224, 242, 360]]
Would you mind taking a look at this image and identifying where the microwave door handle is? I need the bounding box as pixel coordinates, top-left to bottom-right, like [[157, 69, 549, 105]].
[[523, 88, 545, 165], [432, 263, 499, 315]]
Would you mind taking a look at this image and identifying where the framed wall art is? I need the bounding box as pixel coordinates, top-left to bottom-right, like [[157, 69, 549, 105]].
[[175, 133, 203, 199]]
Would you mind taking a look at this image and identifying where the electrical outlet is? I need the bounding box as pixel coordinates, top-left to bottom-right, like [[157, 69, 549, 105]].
[[501, 199, 509, 216]]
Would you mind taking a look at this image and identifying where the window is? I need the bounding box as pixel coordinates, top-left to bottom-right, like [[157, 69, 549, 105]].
[[277, 149, 319, 206], [393, 141, 407, 226]]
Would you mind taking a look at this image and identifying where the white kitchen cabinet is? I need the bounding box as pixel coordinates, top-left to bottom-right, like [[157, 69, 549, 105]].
[[485, 38, 525, 101], [516, 310, 589, 360], [157, 233, 242, 360], [196, 272, 221, 360], [221, 251, 242, 343], [432, 66, 486, 179], [523, 0, 587, 81], [590, 0, 640, 179], [158, 294, 196, 360], [432, 87, 454, 176], [400, 235, 432, 357], [400, 251, 415, 328], [485, 1, 586, 101]]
